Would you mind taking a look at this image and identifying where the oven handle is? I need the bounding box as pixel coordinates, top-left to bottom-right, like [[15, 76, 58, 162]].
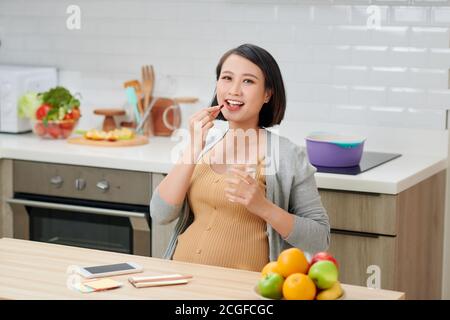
[[6, 198, 147, 219]]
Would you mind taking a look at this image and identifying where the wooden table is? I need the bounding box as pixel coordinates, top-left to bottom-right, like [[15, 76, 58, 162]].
[[0, 238, 405, 300]]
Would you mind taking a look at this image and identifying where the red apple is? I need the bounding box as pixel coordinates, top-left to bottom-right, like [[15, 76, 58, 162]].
[[309, 252, 339, 271]]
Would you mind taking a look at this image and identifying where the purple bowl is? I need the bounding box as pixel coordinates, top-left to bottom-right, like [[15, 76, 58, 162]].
[[305, 134, 365, 167]]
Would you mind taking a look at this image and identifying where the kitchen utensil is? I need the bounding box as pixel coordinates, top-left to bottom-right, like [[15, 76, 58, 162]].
[[125, 87, 142, 127], [135, 96, 158, 133], [305, 133, 366, 167], [124, 80, 144, 116], [141, 65, 154, 110], [93, 108, 126, 132], [141, 65, 155, 136]]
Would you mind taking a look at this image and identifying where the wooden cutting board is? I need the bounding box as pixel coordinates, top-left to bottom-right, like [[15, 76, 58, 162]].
[[67, 135, 148, 147]]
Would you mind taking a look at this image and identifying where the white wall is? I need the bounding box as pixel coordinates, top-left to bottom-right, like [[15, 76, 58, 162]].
[[0, 0, 449, 133]]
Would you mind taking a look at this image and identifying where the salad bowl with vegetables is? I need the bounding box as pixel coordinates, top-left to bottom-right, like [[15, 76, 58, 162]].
[[18, 86, 81, 139]]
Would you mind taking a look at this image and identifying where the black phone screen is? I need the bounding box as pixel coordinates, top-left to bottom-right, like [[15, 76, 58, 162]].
[[84, 263, 135, 274]]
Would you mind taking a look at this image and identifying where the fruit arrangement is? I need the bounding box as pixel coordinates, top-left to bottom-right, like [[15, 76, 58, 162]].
[[18, 86, 81, 139], [256, 249, 343, 300], [83, 128, 135, 142]]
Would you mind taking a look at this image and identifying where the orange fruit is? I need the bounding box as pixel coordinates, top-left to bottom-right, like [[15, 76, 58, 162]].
[[277, 248, 309, 277], [282, 273, 316, 300], [261, 261, 282, 278]]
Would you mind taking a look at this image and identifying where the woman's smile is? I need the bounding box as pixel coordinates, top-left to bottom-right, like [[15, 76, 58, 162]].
[[224, 98, 245, 112]]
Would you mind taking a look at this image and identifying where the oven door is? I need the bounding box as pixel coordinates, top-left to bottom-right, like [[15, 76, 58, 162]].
[[7, 194, 151, 256]]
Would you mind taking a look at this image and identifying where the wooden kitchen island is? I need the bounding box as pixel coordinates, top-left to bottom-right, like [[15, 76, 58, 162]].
[[0, 238, 404, 300]]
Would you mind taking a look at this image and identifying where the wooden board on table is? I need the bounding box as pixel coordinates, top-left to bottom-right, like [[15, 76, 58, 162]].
[[67, 135, 148, 147]]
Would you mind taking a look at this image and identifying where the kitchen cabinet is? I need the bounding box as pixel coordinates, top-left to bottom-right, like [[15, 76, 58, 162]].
[[321, 170, 446, 300], [0, 159, 13, 239]]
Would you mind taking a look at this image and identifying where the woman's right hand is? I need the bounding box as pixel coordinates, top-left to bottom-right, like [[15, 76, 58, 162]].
[[185, 105, 223, 162]]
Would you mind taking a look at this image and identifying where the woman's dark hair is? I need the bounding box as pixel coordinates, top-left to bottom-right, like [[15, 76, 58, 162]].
[[211, 43, 286, 128]]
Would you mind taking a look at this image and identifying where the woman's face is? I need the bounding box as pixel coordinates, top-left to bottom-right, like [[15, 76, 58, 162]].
[[216, 54, 271, 128]]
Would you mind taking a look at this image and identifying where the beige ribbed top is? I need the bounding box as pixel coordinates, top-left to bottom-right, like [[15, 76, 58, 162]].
[[172, 148, 269, 272]]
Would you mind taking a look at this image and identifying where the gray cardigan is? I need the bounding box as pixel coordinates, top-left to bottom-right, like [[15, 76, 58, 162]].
[[150, 125, 330, 261]]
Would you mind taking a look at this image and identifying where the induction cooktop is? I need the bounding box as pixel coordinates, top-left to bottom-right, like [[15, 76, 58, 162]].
[[313, 151, 402, 175]]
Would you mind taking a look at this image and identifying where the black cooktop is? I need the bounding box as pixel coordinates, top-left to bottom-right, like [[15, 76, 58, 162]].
[[314, 152, 402, 175]]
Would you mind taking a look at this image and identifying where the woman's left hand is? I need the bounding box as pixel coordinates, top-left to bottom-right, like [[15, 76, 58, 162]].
[[224, 168, 272, 219]]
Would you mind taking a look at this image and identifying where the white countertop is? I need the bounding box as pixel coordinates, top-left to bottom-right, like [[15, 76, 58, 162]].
[[0, 133, 446, 195]]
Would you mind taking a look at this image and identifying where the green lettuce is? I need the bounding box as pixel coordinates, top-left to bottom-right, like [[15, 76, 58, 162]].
[[18, 92, 43, 119]]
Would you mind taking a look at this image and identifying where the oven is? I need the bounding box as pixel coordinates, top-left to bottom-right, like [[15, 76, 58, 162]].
[[7, 160, 151, 256]]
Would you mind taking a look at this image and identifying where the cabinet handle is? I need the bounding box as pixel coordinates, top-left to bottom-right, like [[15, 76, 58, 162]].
[[6, 198, 146, 219], [331, 229, 380, 239]]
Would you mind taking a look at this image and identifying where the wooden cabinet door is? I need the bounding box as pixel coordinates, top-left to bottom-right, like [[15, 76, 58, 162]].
[[151, 173, 178, 258], [329, 230, 396, 290]]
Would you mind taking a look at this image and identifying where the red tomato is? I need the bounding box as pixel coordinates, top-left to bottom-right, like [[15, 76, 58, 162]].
[[47, 124, 61, 139], [35, 104, 52, 120], [71, 108, 81, 120], [61, 128, 72, 138], [59, 121, 75, 130], [63, 108, 81, 121], [34, 122, 47, 137]]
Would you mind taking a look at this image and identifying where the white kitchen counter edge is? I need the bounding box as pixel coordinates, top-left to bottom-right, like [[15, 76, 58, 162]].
[[0, 134, 447, 195]]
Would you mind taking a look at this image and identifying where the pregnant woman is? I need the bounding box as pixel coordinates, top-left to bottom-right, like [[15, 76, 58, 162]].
[[150, 44, 330, 272]]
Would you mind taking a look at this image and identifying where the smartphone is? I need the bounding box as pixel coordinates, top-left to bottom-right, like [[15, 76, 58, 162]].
[[76, 262, 143, 279]]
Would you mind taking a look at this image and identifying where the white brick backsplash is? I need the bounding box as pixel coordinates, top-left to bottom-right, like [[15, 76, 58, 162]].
[[1, 0, 449, 130], [330, 104, 368, 125], [333, 26, 370, 45], [388, 87, 428, 108], [427, 89, 450, 108], [285, 102, 331, 122], [0, 37, 24, 51], [367, 106, 406, 127], [277, 5, 312, 23], [405, 108, 447, 129], [312, 5, 351, 25], [290, 83, 317, 102], [334, 66, 369, 85], [329, 85, 351, 104], [431, 7, 450, 25], [371, 26, 410, 46], [410, 27, 450, 48], [390, 6, 429, 24], [313, 45, 351, 64], [296, 25, 333, 44], [369, 67, 408, 86], [23, 35, 54, 52], [428, 49, 450, 68], [410, 68, 448, 89], [351, 46, 389, 66], [243, 4, 277, 23], [388, 47, 428, 68], [259, 24, 295, 43], [296, 64, 332, 83], [350, 85, 387, 105]]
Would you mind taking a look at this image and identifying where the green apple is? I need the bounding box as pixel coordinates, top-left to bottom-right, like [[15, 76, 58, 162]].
[[308, 260, 338, 290], [258, 273, 284, 299]]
